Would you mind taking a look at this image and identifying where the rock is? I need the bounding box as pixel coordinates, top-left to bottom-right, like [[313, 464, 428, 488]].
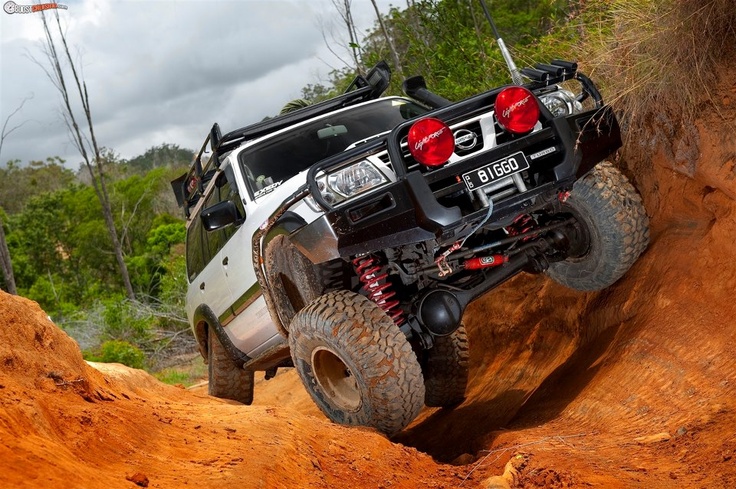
[[482, 454, 527, 489], [634, 433, 671, 444], [125, 472, 149, 487], [450, 453, 475, 466]]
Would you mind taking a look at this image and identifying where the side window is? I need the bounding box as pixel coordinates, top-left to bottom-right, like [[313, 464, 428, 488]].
[[186, 217, 205, 282], [187, 168, 244, 282], [203, 178, 227, 258]]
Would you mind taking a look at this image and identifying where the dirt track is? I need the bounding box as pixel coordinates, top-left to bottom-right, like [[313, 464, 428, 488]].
[[2, 75, 736, 488]]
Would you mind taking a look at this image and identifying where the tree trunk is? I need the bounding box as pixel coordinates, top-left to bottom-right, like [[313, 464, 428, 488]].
[[370, 0, 403, 74], [37, 10, 136, 301], [0, 215, 17, 295], [333, 0, 364, 74]]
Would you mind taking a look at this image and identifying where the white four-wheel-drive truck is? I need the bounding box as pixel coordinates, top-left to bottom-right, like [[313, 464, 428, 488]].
[[171, 60, 649, 435]]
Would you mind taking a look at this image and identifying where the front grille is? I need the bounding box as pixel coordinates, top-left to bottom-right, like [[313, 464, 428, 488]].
[[376, 113, 527, 213]]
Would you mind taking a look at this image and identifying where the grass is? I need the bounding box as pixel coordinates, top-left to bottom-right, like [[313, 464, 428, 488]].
[[575, 0, 736, 140], [152, 355, 207, 387]]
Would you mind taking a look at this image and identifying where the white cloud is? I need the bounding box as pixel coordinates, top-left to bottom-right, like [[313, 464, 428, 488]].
[[0, 0, 394, 168]]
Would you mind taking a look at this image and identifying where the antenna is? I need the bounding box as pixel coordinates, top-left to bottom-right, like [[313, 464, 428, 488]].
[[478, 0, 524, 85]]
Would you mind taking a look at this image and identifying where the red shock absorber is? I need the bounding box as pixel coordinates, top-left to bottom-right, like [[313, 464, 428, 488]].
[[352, 255, 405, 326], [464, 254, 508, 270]]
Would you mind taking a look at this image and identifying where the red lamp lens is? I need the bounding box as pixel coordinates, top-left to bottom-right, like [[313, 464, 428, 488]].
[[407, 117, 455, 167], [495, 86, 540, 134]]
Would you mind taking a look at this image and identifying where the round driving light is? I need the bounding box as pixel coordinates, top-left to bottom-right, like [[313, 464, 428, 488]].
[[407, 117, 455, 167], [495, 86, 540, 134]]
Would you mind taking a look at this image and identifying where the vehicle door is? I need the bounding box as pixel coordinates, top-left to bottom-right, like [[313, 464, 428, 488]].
[[216, 164, 281, 353], [185, 172, 236, 321]]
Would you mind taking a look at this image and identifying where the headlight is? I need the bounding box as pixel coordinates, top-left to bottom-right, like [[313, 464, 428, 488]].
[[314, 160, 389, 207], [539, 89, 583, 117]]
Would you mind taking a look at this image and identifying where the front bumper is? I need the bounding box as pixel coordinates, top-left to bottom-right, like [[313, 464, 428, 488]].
[[293, 104, 620, 263]]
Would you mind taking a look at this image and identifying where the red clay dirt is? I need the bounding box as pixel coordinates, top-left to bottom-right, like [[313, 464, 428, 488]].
[[0, 293, 474, 488], [2, 75, 736, 488]]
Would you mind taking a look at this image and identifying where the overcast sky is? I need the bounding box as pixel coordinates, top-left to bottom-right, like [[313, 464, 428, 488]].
[[0, 0, 396, 168]]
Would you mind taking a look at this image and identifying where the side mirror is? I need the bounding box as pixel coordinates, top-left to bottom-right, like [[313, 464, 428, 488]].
[[201, 201, 242, 232]]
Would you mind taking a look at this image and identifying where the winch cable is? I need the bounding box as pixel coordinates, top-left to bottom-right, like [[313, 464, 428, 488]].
[[434, 199, 494, 276]]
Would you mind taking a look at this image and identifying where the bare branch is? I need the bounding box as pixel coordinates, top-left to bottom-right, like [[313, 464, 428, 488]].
[[119, 178, 155, 248], [319, 28, 354, 69], [369, 0, 403, 73], [0, 94, 34, 159], [328, 0, 365, 74], [35, 9, 136, 300]]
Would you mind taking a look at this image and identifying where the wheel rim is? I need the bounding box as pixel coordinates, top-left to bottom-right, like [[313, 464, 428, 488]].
[[311, 347, 361, 411], [561, 208, 592, 260]]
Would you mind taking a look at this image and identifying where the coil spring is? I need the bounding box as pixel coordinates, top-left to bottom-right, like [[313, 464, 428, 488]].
[[352, 255, 405, 326]]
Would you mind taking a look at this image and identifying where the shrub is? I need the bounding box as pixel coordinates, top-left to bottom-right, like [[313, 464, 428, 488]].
[[86, 340, 146, 369]]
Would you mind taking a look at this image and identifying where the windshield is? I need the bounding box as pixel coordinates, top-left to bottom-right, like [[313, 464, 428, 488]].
[[238, 98, 427, 199]]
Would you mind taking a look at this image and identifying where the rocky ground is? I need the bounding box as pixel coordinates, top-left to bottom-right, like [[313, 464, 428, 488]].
[[1, 72, 735, 489]]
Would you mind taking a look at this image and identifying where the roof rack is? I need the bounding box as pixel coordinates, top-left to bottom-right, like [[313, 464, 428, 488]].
[[171, 61, 392, 214]]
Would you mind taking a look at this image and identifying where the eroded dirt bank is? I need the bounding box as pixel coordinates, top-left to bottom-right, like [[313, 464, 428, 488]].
[[252, 157, 736, 487], [0, 292, 479, 488]]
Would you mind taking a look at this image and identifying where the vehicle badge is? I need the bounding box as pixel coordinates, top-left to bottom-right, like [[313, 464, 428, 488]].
[[454, 129, 478, 150]]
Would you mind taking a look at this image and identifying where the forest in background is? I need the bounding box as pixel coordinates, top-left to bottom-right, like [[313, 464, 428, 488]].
[[1, 0, 732, 376], [0, 144, 195, 370]]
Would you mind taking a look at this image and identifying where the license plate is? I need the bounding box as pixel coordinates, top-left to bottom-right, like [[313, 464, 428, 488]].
[[462, 152, 530, 190]]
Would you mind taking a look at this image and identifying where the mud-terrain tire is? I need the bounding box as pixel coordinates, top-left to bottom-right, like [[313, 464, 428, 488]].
[[546, 161, 649, 291], [289, 290, 425, 435], [207, 327, 254, 404], [422, 324, 470, 408]]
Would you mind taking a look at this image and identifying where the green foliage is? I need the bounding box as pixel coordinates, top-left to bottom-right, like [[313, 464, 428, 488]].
[[153, 358, 207, 387], [147, 222, 185, 255], [6, 164, 186, 312], [85, 340, 146, 369], [315, 0, 574, 103], [0, 157, 75, 214], [158, 253, 187, 310], [3, 144, 193, 373], [301, 82, 339, 103], [153, 369, 191, 385], [127, 220, 186, 298], [100, 296, 152, 343], [124, 143, 194, 173]]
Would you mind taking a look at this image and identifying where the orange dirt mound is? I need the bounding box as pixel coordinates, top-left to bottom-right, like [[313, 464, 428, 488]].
[[0, 293, 477, 488]]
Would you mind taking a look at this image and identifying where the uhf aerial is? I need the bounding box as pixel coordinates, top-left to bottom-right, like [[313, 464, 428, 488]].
[[478, 0, 524, 85]]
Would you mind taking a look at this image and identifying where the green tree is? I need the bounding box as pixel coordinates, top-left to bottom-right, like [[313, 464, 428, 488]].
[[124, 143, 194, 173], [318, 0, 572, 101], [7, 166, 185, 313], [0, 157, 75, 214]]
